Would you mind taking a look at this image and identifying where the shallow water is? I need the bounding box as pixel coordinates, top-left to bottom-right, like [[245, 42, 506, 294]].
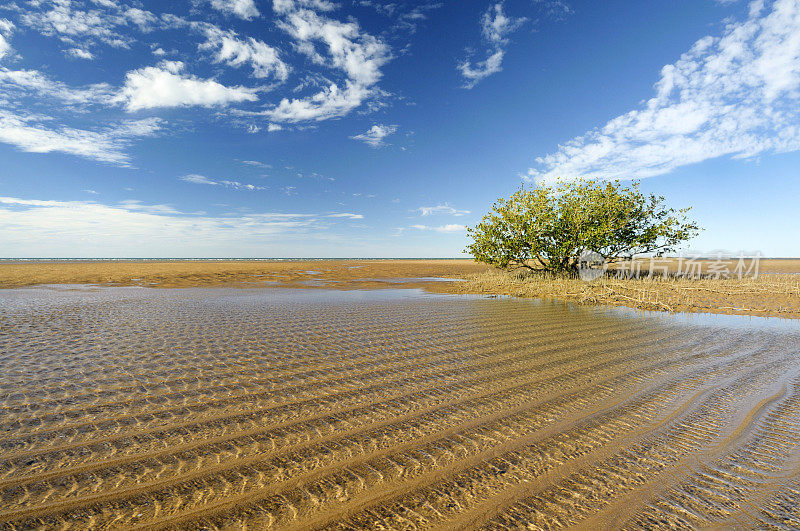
[[1, 286, 799, 529]]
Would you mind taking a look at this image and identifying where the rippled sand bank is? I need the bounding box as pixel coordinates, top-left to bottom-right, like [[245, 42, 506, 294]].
[[1, 286, 799, 529]]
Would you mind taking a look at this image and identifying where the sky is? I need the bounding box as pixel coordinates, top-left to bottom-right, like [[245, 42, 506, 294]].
[[0, 0, 799, 258]]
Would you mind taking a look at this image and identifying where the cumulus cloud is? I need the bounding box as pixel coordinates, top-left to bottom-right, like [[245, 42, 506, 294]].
[[417, 203, 470, 216], [0, 111, 161, 165], [180, 174, 266, 191], [528, 0, 800, 183], [349, 124, 397, 147], [207, 0, 260, 20], [198, 24, 290, 81], [117, 61, 259, 111], [258, 0, 391, 122], [411, 224, 466, 233], [459, 3, 526, 89], [0, 196, 324, 257]]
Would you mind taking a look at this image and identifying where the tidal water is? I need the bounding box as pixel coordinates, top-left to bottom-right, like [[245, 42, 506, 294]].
[[1, 286, 799, 529]]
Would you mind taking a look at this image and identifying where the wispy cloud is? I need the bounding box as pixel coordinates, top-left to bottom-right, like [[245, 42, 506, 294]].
[[459, 3, 526, 89], [0, 68, 116, 106], [0, 196, 325, 256], [528, 0, 800, 183], [327, 212, 364, 219], [417, 203, 470, 216], [240, 160, 272, 168], [411, 223, 466, 233], [66, 47, 93, 59], [349, 124, 397, 147], [16, 0, 162, 49], [359, 1, 443, 34], [1, 0, 394, 165], [180, 174, 266, 191], [532, 0, 573, 21], [0, 18, 15, 61], [0, 111, 161, 165]]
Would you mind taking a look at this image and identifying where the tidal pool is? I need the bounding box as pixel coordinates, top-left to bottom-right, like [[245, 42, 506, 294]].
[[0, 286, 799, 529]]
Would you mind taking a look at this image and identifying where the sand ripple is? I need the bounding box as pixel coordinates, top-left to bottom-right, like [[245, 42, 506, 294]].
[[0, 287, 799, 529]]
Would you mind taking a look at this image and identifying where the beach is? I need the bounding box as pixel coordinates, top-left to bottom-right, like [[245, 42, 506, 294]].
[[1, 258, 799, 318], [1, 284, 799, 528]]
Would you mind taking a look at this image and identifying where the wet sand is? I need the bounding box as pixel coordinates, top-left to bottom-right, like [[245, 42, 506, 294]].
[[1, 285, 800, 529], [2, 259, 799, 319], [0, 259, 488, 290]]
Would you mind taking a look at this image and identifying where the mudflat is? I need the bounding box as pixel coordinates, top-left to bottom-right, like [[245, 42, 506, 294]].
[[1, 285, 800, 528], [1, 258, 799, 318], [0, 259, 488, 289]]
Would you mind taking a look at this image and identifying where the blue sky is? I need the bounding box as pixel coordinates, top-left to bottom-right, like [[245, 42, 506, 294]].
[[0, 0, 798, 257]]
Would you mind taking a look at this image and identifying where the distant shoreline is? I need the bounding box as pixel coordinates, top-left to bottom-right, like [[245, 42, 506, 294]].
[[0, 257, 475, 262]]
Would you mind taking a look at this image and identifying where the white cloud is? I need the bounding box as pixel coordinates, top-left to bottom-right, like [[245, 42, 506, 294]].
[[0, 196, 326, 257], [417, 203, 470, 216], [198, 24, 290, 81], [533, 0, 573, 21], [124, 7, 157, 30], [259, 0, 391, 122], [0, 67, 115, 105], [263, 82, 371, 122], [459, 3, 526, 89], [327, 212, 364, 219], [411, 223, 466, 233], [349, 124, 397, 147], [359, 1, 443, 33], [117, 61, 259, 111], [180, 173, 217, 185], [19, 0, 134, 48], [0, 18, 14, 61], [66, 47, 93, 59], [180, 174, 266, 191], [240, 159, 272, 168], [529, 0, 800, 183], [0, 110, 161, 165], [207, 0, 260, 20]]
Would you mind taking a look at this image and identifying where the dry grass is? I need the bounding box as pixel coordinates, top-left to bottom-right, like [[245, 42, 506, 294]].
[[458, 268, 800, 318]]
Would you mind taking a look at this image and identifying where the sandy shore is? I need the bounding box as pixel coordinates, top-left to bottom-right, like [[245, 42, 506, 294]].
[[1, 286, 799, 528], [2, 258, 799, 318], [0, 259, 488, 289]]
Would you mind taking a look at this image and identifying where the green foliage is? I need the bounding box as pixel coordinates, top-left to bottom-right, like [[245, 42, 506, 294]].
[[466, 180, 701, 273]]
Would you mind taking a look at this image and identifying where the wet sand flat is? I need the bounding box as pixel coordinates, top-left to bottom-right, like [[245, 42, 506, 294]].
[[1, 286, 800, 529], [0, 259, 488, 289]]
